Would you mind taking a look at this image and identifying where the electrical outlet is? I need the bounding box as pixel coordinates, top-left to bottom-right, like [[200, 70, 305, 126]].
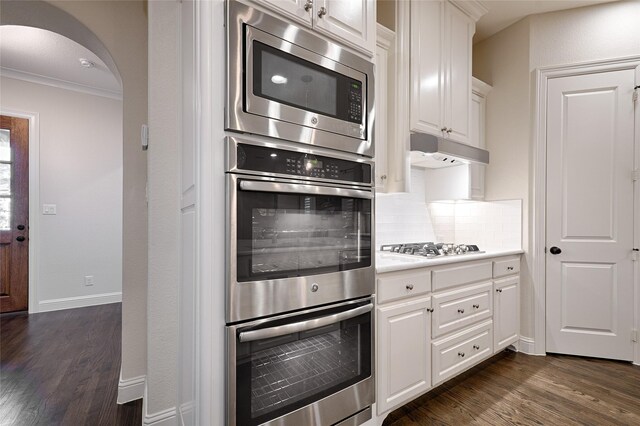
[[84, 275, 95, 286], [43, 204, 57, 215]]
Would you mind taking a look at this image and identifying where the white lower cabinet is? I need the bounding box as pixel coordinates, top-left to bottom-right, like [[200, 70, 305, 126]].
[[375, 254, 521, 420], [493, 276, 520, 353], [376, 296, 432, 414], [432, 319, 493, 386]]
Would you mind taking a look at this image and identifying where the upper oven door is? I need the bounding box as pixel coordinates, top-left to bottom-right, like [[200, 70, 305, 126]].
[[226, 0, 375, 157], [245, 26, 367, 141], [227, 174, 375, 323]]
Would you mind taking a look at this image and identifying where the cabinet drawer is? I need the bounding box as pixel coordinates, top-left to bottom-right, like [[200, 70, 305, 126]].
[[377, 268, 431, 304], [432, 281, 493, 338], [432, 320, 493, 386], [432, 261, 492, 291], [493, 257, 520, 278]]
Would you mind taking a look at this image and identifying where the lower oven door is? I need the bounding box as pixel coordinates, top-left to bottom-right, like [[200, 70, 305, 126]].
[[226, 297, 375, 426]]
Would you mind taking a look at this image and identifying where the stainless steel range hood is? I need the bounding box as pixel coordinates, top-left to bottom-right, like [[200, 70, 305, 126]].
[[410, 133, 490, 168]]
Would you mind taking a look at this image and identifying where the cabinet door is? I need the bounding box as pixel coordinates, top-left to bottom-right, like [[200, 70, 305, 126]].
[[494, 276, 520, 353], [251, 0, 313, 26], [410, 0, 444, 135], [377, 297, 431, 415], [374, 25, 394, 192], [443, 2, 473, 144], [313, 0, 375, 56]]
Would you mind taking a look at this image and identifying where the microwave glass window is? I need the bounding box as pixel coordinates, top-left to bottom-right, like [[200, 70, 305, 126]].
[[253, 42, 363, 124], [236, 190, 372, 282], [234, 305, 372, 425], [260, 48, 337, 117]]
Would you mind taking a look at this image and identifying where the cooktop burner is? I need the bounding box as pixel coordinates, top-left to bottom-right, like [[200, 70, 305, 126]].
[[379, 242, 484, 258]]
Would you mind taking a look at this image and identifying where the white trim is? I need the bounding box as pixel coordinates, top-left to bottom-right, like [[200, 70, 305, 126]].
[[517, 337, 539, 355], [178, 401, 195, 426], [144, 406, 178, 426], [532, 55, 640, 358], [38, 292, 122, 312], [472, 77, 492, 97], [117, 373, 146, 404], [1, 67, 123, 100], [0, 108, 40, 314]]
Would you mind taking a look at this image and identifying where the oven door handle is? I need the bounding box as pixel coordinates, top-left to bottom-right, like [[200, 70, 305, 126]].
[[239, 180, 374, 199], [238, 303, 373, 343]]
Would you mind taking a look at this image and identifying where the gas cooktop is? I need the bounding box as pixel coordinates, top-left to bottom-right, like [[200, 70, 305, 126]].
[[380, 242, 484, 258]]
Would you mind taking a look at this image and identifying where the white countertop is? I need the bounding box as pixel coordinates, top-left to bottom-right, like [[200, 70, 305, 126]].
[[376, 249, 524, 273]]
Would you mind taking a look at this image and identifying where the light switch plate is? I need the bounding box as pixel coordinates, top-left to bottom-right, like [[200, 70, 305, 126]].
[[43, 204, 57, 215]]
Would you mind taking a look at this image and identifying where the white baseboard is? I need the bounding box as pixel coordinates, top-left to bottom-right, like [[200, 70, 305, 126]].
[[118, 373, 146, 404], [38, 292, 122, 313], [144, 407, 178, 426], [518, 336, 537, 355]]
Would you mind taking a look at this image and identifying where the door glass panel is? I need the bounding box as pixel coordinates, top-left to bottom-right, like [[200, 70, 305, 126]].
[[237, 189, 372, 282], [235, 304, 371, 425], [0, 129, 9, 162], [0, 164, 11, 196], [0, 198, 10, 230]]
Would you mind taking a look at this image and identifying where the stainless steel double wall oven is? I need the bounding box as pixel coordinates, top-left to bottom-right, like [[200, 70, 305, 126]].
[[225, 1, 375, 425]]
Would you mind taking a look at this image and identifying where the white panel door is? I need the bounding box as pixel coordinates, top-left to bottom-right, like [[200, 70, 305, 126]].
[[409, 0, 444, 135], [313, 0, 375, 56], [252, 0, 313, 26], [376, 297, 431, 415], [546, 69, 636, 361], [443, 1, 473, 144]]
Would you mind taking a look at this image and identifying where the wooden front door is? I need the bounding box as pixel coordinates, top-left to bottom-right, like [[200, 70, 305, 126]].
[[545, 69, 636, 361], [0, 115, 29, 313]]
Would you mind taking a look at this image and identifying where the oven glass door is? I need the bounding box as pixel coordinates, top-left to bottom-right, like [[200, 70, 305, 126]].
[[234, 300, 372, 425], [245, 26, 367, 140], [235, 179, 372, 283]]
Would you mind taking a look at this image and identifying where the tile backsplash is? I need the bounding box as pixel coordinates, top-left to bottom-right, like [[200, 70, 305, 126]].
[[376, 167, 522, 251]]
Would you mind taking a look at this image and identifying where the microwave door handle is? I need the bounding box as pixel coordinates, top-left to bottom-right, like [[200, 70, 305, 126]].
[[239, 180, 373, 199], [238, 303, 373, 343]]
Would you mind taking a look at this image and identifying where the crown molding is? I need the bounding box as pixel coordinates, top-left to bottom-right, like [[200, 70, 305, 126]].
[[1, 67, 123, 100], [450, 0, 489, 22]]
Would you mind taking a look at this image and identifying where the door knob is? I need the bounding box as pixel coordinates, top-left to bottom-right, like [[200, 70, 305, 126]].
[[17, 224, 25, 230], [549, 246, 562, 255], [16, 236, 25, 242]]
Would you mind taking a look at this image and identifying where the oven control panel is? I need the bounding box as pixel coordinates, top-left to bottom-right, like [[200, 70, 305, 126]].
[[235, 143, 372, 185]]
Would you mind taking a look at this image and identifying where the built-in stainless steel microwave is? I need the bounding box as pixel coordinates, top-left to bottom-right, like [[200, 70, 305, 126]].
[[226, 0, 375, 158]]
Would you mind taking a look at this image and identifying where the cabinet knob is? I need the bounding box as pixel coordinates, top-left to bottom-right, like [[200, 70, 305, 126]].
[[380, 174, 387, 180], [406, 284, 414, 290], [427, 308, 434, 313], [496, 288, 503, 293], [473, 345, 480, 350], [507, 266, 514, 271], [447, 128, 453, 133], [473, 304, 480, 309], [458, 352, 465, 357], [304, 0, 313, 12], [317, 6, 327, 17], [457, 308, 465, 314]]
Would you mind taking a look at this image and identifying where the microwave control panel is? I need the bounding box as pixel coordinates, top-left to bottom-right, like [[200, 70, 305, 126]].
[[347, 82, 363, 123], [235, 143, 371, 185]]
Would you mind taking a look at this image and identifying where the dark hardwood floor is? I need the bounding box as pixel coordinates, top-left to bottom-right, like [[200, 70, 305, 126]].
[[384, 350, 640, 426], [0, 303, 142, 426]]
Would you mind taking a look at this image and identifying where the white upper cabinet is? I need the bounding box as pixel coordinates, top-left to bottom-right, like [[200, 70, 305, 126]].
[[251, 0, 375, 56], [469, 77, 491, 199], [409, 0, 485, 145]]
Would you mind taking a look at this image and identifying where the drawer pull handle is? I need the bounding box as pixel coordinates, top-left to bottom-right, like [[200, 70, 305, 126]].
[[458, 352, 465, 357], [496, 289, 503, 293], [427, 308, 434, 313], [406, 284, 414, 290], [458, 308, 465, 314], [473, 345, 480, 350], [507, 266, 514, 271], [473, 304, 480, 309]]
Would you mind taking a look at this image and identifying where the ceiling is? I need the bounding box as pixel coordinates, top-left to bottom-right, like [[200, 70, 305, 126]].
[[0, 25, 121, 96], [475, 0, 619, 43]]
